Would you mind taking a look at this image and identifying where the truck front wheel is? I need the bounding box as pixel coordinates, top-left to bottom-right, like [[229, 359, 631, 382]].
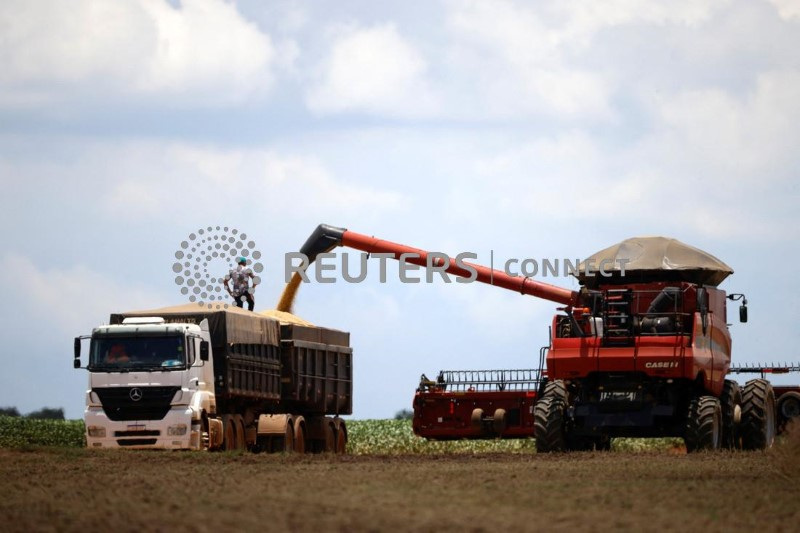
[[684, 396, 721, 452]]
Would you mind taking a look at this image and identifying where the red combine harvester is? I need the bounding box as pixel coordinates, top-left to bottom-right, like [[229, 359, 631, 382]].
[[297, 224, 799, 452]]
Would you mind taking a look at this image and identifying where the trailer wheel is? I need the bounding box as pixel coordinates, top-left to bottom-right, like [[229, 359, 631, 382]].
[[278, 424, 294, 453], [534, 397, 566, 453], [684, 396, 721, 452], [293, 423, 306, 454], [323, 422, 336, 452], [222, 415, 236, 451], [233, 415, 246, 451], [471, 408, 484, 430], [720, 380, 742, 449], [778, 392, 800, 429], [741, 379, 776, 450], [335, 424, 347, 454], [492, 408, 507, 434]]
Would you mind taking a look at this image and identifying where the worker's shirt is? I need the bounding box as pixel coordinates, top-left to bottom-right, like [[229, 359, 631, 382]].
[[226, 265, 253, 296]]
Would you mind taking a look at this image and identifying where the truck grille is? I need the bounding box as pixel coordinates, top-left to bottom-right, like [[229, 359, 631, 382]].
[[93, 387, 180, 421]]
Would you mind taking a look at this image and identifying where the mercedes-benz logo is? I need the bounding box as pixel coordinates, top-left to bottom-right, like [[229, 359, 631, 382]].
[[129, 388, 143, 402]]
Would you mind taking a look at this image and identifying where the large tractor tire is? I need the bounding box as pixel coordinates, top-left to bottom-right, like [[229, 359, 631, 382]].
[[720, 379, 742, 449], [741, 379, 777, 450], [543, 380, 568, 402], [777, 391, 800, 431], [684, 396, 722, 452], [534, 397, 566, 453]]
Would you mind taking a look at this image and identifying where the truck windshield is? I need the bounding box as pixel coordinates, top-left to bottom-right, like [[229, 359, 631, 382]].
[[89, 335, 186, 371]]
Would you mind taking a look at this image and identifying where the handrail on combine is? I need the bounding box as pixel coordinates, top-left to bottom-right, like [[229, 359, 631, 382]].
[[728, 363, 800, 378], [418, 368, 542, 393]]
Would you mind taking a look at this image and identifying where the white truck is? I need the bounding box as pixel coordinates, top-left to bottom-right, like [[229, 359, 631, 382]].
[[74, 304, 352, 452]]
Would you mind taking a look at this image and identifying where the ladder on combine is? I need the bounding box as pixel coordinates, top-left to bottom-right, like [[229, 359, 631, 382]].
[[603, 289, 634, 346]]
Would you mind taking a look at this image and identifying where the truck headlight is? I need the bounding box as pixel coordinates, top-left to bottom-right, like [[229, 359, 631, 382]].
[[87, 426, 106, 438], [168, 424, 187, 436]]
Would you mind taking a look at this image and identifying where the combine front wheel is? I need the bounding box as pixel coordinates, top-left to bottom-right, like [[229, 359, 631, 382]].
[[534, 397, 566, 453], [741, 379, 776, 450], [684, 396, 721, 452], [720, 380, 742, 449]]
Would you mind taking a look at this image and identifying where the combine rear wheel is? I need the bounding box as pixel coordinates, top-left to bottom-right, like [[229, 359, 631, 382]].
[[778, 391, 800, 431], [534, 397, 566, 453], [741, 379, 776, 450], [720, 380, 742, 449], [684, 396, 721, 452]]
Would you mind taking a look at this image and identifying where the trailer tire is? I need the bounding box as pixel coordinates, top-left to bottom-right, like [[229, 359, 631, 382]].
[[293, 423, 306, 454], [534, 397, 566, 453], [471, 408, 484, 430], [323, 421, 336, 452], [233, 415, 246, 451], [335, 426, 347, 454], [278, 424, 294, 453], [492, 408, 507, 435], [741, 379, 776, 450], [778, 391, 800, 429], [222, 415, 236, 451], [720, 380, 742, 449], [684, 396, 721, 452]]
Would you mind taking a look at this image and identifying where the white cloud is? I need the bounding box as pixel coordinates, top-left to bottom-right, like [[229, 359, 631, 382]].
[[95, 141, 405, 219], [306, 23, 437, 117], [0, 253, 166, 338], [649, 69, 800, 180], [0, 0, 276, 107], [767, 0, 800, 20]]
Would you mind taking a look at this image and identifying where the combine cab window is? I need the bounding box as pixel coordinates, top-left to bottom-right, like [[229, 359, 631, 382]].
[[89, 336, 185, 371]]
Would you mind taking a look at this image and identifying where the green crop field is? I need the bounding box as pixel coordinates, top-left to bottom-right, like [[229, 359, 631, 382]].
[[0, 415, 686, 453]]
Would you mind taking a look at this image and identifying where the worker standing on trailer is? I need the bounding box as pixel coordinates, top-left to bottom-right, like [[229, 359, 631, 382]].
[[224, 256, 258, 311]]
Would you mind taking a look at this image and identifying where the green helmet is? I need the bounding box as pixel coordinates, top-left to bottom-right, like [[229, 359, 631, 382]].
[[237, 256, 247, 265]]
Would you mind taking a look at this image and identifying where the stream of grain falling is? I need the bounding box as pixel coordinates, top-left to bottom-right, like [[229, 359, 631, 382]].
[[275, 271, 303, 313]]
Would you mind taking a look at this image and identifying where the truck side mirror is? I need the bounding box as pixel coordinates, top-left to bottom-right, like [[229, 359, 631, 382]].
[[73, 337, 82, 368], [200, 341, 209, 361], [739, 303, 748, 323]]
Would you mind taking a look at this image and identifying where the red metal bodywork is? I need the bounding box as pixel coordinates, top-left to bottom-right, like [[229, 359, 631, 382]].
[[412, 389, 537, 440], [340, 231, 578, 306], [548, 282, 731, 397]]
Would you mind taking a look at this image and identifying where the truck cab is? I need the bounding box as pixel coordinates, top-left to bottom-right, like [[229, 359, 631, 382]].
[[76, 317, 215, 449]]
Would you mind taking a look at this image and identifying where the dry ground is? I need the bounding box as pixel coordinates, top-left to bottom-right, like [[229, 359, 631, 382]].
[[0, 447, 797, 532]]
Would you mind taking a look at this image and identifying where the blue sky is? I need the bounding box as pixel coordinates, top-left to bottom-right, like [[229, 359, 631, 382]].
[[1, 0, 798, 419]]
